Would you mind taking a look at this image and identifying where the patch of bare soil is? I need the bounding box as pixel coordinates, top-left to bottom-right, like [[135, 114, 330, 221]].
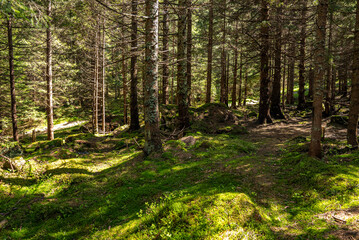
[[317, 207, 359, 240]]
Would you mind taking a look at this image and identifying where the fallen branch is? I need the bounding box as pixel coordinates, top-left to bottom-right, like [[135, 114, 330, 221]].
[[0, 154, 15, 171], [133, 138, 143, 150]]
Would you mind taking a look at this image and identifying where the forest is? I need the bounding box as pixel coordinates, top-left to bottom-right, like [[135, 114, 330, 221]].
[[1, 0, 359, 239]]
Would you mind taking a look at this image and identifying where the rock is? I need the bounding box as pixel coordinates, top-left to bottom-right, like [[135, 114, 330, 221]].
[[180, 136, 196, 147]]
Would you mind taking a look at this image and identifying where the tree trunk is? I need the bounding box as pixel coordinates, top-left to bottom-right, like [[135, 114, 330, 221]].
[[187, 0, 192, 106], [93, 17, 99, 134], [177, 0, 189, 128], [46, 0, 54, 140], [308, 66, 314, 99], [243, 71, 248, 106], [287, 40, 295, 105], [232, 34, 238, 109], [309, 0, 328, 158], [282, 44, 286, 109], [347, 0, 359, 147], [130, 0, 140, 131], [122, 4, 128, 125], [144, 0, 162, 155], [324, 11, 333, 116], [238, 51, 243, 107], [162, 0, 169, 104], [257, 0, 272, 124], [298, 0, 307, 110], [7, 14, 18, 142], [101, 18, 106, 133], [270, 3, 285, 119], [206, 0, 214, 103], [220, 0, 227, 105]]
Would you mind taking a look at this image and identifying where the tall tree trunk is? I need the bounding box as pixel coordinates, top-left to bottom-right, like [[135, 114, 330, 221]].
[[187, 0, 192, 105], [238, 51, 243, 107], [324, 11, 333, 116], [282, 44, 287, 109], [308, 66, 314, 99], [298, 0, 307, 110], [243, 71, 248, 106], [220, 0, 227, 105], [232, 34, 238, 109], [162, 0, 169, 104], [286, 40, 295, 105], [206, 0, 214, 103], [7, 14, 18, 142], [144, 0, 162, 154], [101, 18, 106, 133], [130, 0, 140, 130], [258, 0, 272, 124], [46, 0, 54, 140], [122, 4, 128, 125], [93, 17, 99, 134], [270, 3, 285, 119], [309, 0, 328, 158], [347, 0, 359, 147], [177, 0, 189, 128]]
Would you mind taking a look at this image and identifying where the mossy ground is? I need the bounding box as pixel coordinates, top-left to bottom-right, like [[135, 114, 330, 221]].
[[1, 110, 359, 239]]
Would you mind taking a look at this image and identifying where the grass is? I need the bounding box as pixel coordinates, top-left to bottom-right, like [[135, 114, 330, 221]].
[[1, 123, 359, 239]]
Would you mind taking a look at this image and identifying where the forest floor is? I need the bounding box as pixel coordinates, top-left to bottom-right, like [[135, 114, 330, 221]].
[[0, 104, 359, 239]]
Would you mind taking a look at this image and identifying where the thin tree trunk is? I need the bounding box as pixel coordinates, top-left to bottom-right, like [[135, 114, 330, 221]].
[[287, 40, 295, 105], [177, 0, 189, 128], [282, 44, 286, 109], [243, 71, 247, 106], [102, 18, 106, 133], [206, 0, 214, 103], [93, 17, 99, 134], [144, 0, 162, 154], [187, 0, 192, 106], [298, 0, 307, 110], [238, 51, 243, 107], [130, 0, 140, 130], [308, 66, 314, 99], [232, 32, 238, 109], [162, 0, 169, 104], [122, 3, 128, 125], [347, 0, 359, 147], [46, 0, 54, 140], [258, 0, 272, 124], [309, 0, 328, 158], [7, 14, 18, 142], [324, 11, 333, 116], [270, 3, 285, 119], [220, 0, 227, 105]]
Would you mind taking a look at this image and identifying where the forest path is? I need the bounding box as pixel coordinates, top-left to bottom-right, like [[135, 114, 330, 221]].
[[239, 116, 357, 239]]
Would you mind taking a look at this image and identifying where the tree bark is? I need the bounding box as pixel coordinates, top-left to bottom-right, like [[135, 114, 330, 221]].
[[93, 17, 99, 134], [101, 18, 106, 133], [130, 0, 140, 131], [187, 0, 192, 105], [220, 0, 227, 105], [7, 14, 18, 142], [324, 11, 333, 116], [298, 0, 307, 110], [232, 33, 238, 109], [177, 0, 189, 128], [270, 3, 285, 119], [347, 0, 359, 147], [286, 39, 295, 105], [238, 51, 243, 107], [257, 0, 272, 124], [162, 0, 169, 104], [205, 0, 214, 103], [309, 0, 328, 158], [243, 71, 248, 106], [308, 66, 314, 99], [282, 44, 286, 109], [46, 0, 54, 140], [144, 0, 162, 154]]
